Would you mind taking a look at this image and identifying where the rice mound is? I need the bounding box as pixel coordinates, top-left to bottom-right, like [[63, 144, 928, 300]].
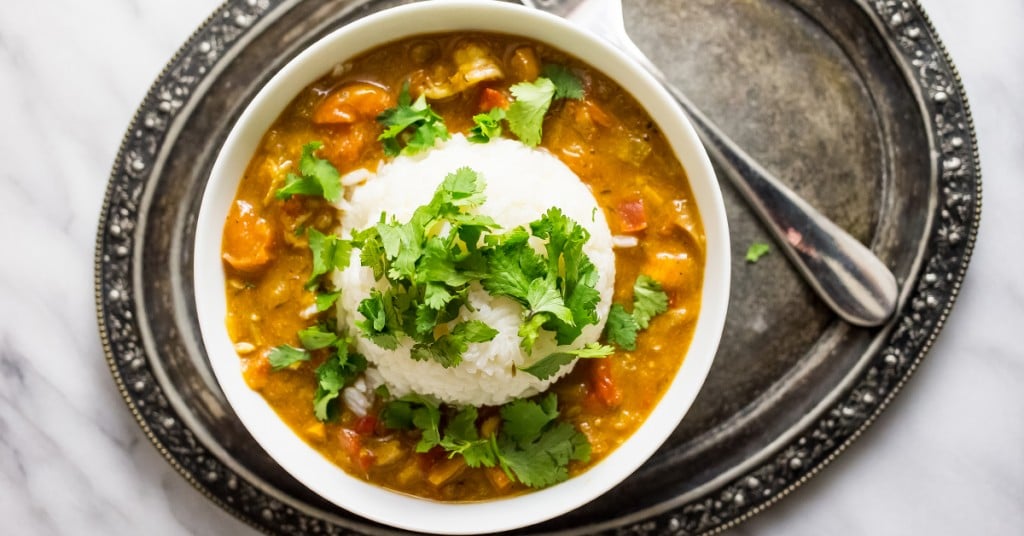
[[334, 135, 615, 406]]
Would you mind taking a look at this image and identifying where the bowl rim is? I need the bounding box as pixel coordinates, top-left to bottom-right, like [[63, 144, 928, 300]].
[[193, 1, 730, 533]]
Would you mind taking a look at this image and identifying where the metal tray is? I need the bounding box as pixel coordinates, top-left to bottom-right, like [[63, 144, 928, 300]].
[[94, 0, 981, 533]]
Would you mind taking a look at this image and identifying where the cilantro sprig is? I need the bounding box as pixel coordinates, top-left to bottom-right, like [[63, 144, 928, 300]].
[[268, 322, 367, 421], [506, 65, 584, 147], [380, 393, 589, 489], [377, 82, 450, 156], [275, 141, 342, 203], [604, 275, 670, 350]]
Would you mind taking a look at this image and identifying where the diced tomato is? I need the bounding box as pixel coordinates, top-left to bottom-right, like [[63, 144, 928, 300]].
[[590, 360, 621, 408], [478, 87, 509, 111], [353, 414, 378, 436], [616, 198, 648, 233], [339, 428, 375, 471], [222, 200, 275, 272], [313, 82, 393, 124]]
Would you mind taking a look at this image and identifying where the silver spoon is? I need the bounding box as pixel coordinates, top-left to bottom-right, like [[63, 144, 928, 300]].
[[521, 0, 899, 327]]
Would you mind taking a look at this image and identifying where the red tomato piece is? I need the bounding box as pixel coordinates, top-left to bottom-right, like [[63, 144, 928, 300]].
[[478, 87, 509, 111], [616, 198, 648, 233]]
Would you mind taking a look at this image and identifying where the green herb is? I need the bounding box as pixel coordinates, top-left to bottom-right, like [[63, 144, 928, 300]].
[[519, 342, 614, 380], [603, 274, 670, 350], [506, 78, 556, 147], [541, 64, 585, 100], [483, 208, 601, 353], [381, 394, 443, 452], [379, 392, 589, 489], [312, 345, 367, 421], [267, 345, 309, 370], [496, 393, 590, 488], [315, 291, 341, 312], [468, 107, 506, 143], [506, 65, 584, 146], [604, 303, 639, 350], [306, 228, 351, 288], [409, 320, 499, 368], [632, 275, 669, 329], [746, 242, 770, 263], [297, 324, 338, 350], [274, 141, 342, 203], [347, 168, 502, 367], [439, 406, 500, 468], [377, 82, 450, 156]]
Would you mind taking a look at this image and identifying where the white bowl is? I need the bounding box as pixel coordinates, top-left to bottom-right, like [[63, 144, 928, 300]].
[[194, 1, 730, 533]]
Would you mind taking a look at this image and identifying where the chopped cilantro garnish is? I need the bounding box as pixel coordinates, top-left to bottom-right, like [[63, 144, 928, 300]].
[[505, 65, 584, 146], [410, 320, 499, 368], [468, 107, 506, 143], [520, 342, 614, 380], [632, 275, 669, 329], [306, 228, 351, 288], [312, 345, 367, 421], [274, 141, 342, 203], [603, 275, 670, 350], [377, 82, 450, 156], [746, 242, 771, 263], [267, 345, 309, 370], [315, 291, 340, 312], [541, 64, 585, 100], [496, 393, 589, 487], [506, 78, 556, 147], [297, 324, 338, 350], [379, 392, 589, 489], [604, 303, 639, 350]]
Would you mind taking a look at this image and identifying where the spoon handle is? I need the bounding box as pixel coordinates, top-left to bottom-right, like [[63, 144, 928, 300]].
[[522, 0, 899, 326], [633, 52, 898, 326]]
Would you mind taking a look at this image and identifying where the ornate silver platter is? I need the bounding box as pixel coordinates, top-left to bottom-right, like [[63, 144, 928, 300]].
[[94, 0, 980, 534]]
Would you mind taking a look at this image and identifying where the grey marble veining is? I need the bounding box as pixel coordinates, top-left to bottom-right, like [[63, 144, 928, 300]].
[[0, 0, 1020, 535]]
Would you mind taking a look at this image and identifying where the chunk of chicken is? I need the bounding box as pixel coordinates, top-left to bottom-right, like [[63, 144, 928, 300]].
[[417, 42, 504, 100]]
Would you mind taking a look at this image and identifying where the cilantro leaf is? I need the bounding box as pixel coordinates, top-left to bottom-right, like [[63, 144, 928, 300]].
[[496, 395, 589, 488], [541, 64, 584, 100], [274, 142, 342, 203], [520, 342, 614, 380], [312, 348, 367, 421], [632, 275, 669, 329], [307, 228, 351, 288], [268, 345, 309, 370], [377, 83, 450, 156], [506, 77, 556, 147], [315, 291, 340, 312], [526, 277, 574, 325], [604, 275, 669, 350], [468, 107, 506, 143], [745, 242, 771, 263], [499, 394, 559, 444], [410, 320, 498, 368], [604, 303, 639, 350], [439, 407, 499, 468], [297, 324, 338, 350]]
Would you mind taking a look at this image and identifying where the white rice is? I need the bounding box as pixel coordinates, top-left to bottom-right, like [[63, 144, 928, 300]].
[[333, 135, 615, 406]]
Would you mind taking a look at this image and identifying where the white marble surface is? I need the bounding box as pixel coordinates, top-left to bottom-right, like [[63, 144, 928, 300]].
[[0, 0, 1020, 534]]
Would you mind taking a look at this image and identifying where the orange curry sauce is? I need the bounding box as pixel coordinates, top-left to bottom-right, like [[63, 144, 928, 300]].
[[221, 32, 705, 501]]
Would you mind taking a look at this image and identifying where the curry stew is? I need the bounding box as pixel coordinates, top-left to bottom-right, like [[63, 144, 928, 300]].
[[221, 32, 705, 501]]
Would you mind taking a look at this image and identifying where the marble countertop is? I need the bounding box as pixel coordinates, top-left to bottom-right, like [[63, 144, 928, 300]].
[[1, 0, 1020, 534]]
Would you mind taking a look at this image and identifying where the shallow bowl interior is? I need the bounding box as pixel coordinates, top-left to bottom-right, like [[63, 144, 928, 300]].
[[193, 1, 730, 533]]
